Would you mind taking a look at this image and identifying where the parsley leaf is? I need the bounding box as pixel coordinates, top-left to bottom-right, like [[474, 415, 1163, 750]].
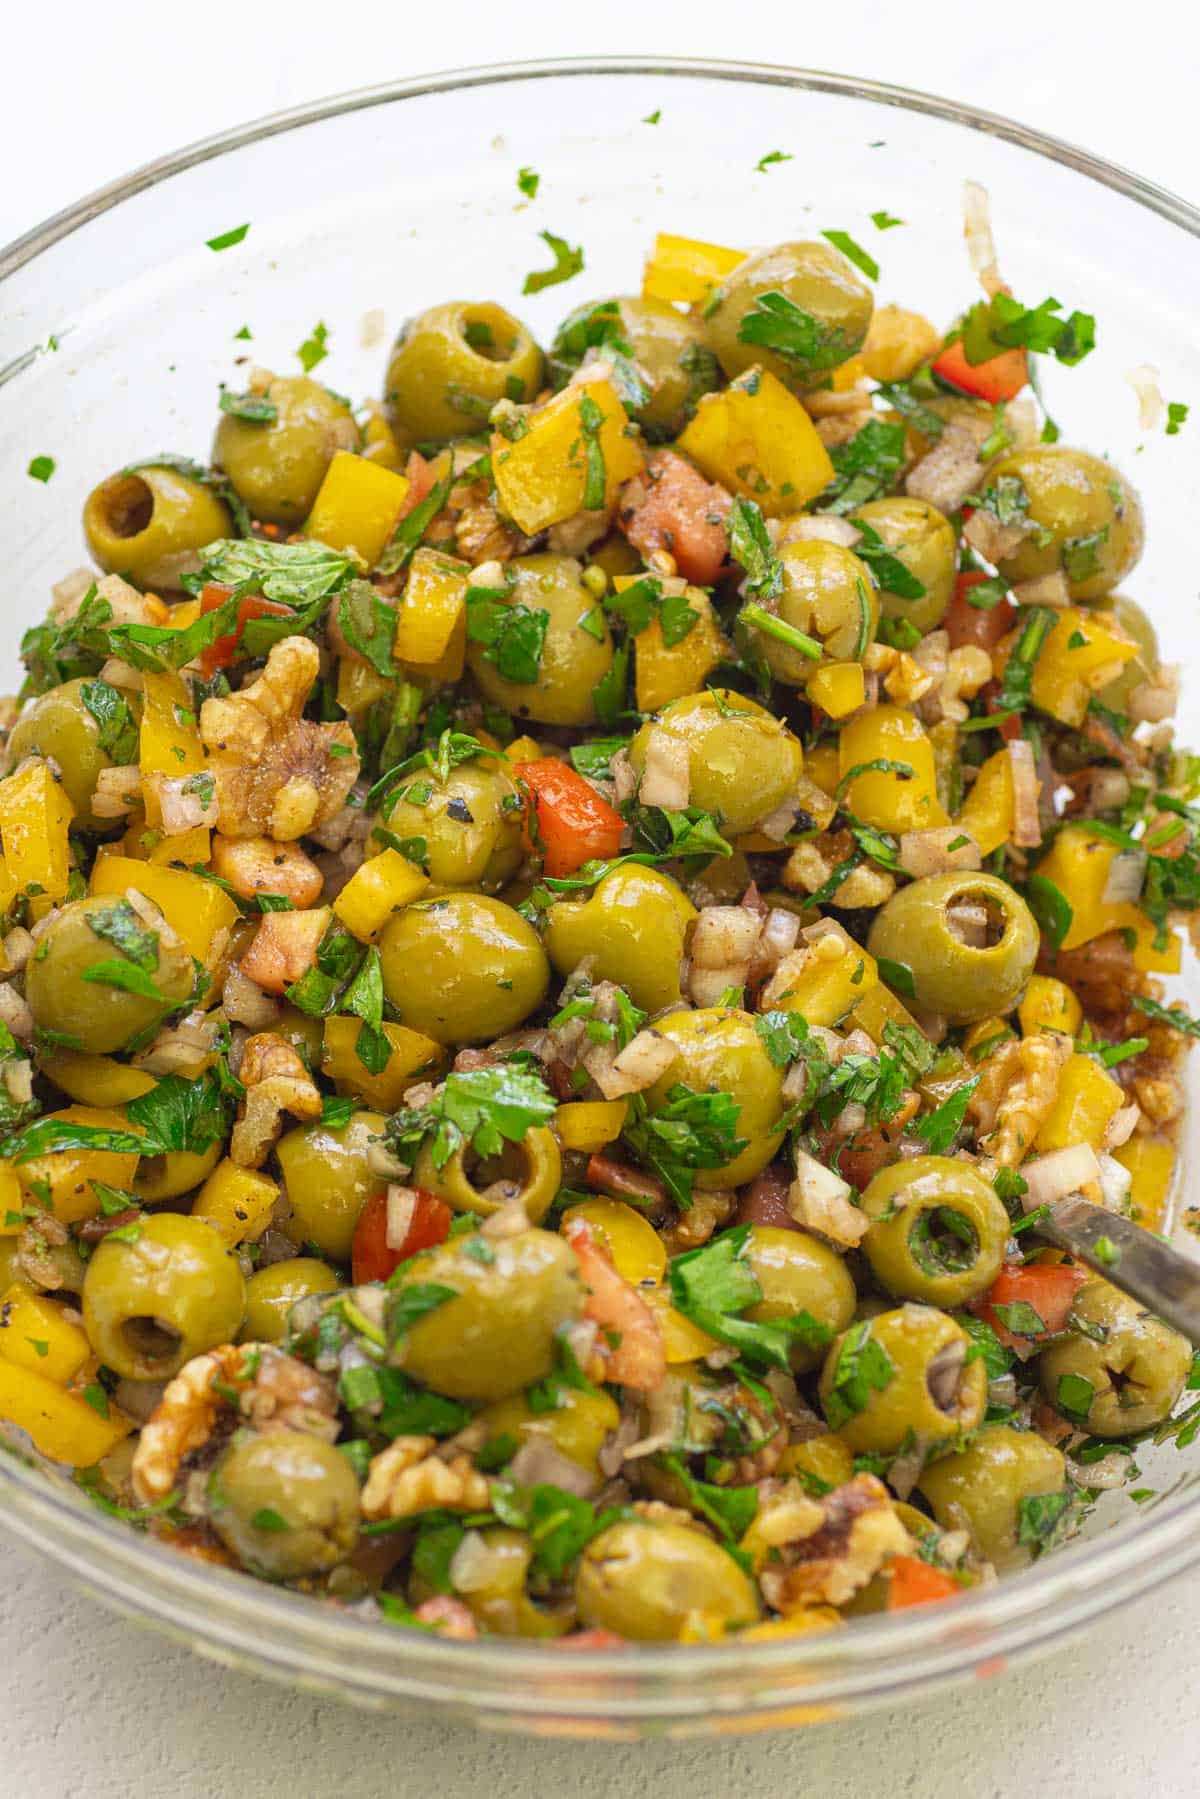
[[80, 680, 139, 764], [386, 1065, 557, 1173], [337, 582, 397, 676], [522, 230, 584, 295], [465, 589, 550, 684], [376, 471, 454, 578], [821, 229, 879, 281], [736, 290, 850, 375], [604, 576, 700, 647], [624, 1085, 747, 1212], [217, 389, 278, 424], [727, 497, 783, 598], [912, 1077, 981, 1153], [27, 456, 55, 483], [206, 224, 249, 251], [517, 166, 540, 199], [822, 1319, 896, 1428], [822, 418, 907, 514], [125, 1070, 230, 1156], [668, 1224, 831, 1369]]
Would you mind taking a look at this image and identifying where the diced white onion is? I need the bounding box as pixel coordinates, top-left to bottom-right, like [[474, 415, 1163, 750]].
[[787, 1150, 868, 1247], [963, 180, 1003, 297], [1097, 1153, 1134, 1213], [592, 1028, 679, 1099], [899, 828, 982, 879], [638, 728, 690, 811], [1103, 1104, 1140, 1152], [1102, 849, 1147, 906], [1126, 363, 1166, 431], [690, 906, 761, 971], [1022, 1143, 1102, 1207], [385, 1185, 418, 1250], [1007, 739, 1042, 849]]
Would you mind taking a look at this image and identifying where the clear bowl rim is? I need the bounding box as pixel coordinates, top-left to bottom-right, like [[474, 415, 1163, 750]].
[[2, 53, 1200, 1720]]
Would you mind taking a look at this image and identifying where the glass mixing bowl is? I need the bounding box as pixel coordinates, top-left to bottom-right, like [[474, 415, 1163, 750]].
[[1, 56, 1199, 1739]]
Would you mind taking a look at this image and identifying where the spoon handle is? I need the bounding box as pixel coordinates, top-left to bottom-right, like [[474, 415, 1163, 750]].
[[1039, 1195, 1200, 1347]]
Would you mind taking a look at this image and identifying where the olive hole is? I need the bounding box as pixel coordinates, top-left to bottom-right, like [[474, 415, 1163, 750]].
[[909, 1206, 978, 1278], [121, 1315, 182, 1365], [468, 1140, 528, 1203], [98, 474, 155, 540], [944, 894, 1006, 949], [925, 1339, 968, 1414], [460, 313, 516, 364]]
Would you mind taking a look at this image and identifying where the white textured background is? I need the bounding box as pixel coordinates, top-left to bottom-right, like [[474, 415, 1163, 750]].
[[2, 2, 1198, 1793]]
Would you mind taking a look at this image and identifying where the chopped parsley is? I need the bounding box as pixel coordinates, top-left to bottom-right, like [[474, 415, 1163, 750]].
[[516, 166, 540, 199], [736, 290, 851, 376], [821, 229, 879, 281], [623, 1085, 746, 1211], [296, 321, 329, 373], [668, 1224, 832, 1369], [822, 1320, 896, 1428], [522, 230, 584, 295], [754, 150, 792, 172], [727, 496, 783, 599], [206, 223, 250, 251], [27, 456, 55, 483], [385, 1064, 557, 1173]]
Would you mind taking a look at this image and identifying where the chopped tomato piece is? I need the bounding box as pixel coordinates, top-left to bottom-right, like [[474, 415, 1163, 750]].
[[617, 448, 731, 585], [350, 1186, 451, 1285], [945, 571, 1017, 653], [932, 337, 1028, 405], [887, 1555, 961, 1610], [519, 757, 624, 878], [398, 449, 436, 517], [199, 582, 292, 678], [563, 1217, 667, 1391], [971, 1261, 1087, 1352]]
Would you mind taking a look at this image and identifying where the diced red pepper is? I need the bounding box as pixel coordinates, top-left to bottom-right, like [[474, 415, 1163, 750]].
[[519, 757, 624, 878], [350, 1186, 452, 1285], [887, 1555, 961, 1611], [932, 337, 1029, 405], [945, 572, 1017, 653], [617, 448, 732, 585], [970, 1261, 1087, 1353], [198, 581, 292, 678]]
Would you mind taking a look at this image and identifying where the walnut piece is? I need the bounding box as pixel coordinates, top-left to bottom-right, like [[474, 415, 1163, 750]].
[[970, 1031, 1072, 1167], [361, 1436, 492, 1522], [757, 1474, 912, 1611], [230, 1031, 322, 1167]]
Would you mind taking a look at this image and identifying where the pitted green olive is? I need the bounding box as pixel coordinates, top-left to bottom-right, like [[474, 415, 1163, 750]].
[[629, 690, 805, 836], [379, 894, 549, 1045], [276, 1109, 387, 1263], [82, 1213, 246, 1381], [544, 865, 696, 1013], [83, 465, 232, 590], [747, 539, 878, 685], [867, 871, 1039, 1024], [135, 1140, 223, 1204], [413, 1124, 561, 1224], [549, 295, 719, 436], [987, 447, 1143, 600], [851, 497, 957, 635], [25, 895, 196, 1056], [241, 1258, 342, 1343], [1038, 1280, 1191, 1435], [917, 1425, 1068, 1569], [742, 1225, 857, 1373], [1092, 593, 1158, 714], [819, 1304, 987, 1455], [642, 1007, 785, 1188], [213, 374, 359, 526], [706, 240, 873, 389], [859, 1156, 1010, 1307], [575, 1519, 760, 1640], [374, 754, 524, 892], [479, 1386, 621, 1484], [466, 554, 614, 727], [392, 1227, 583, 1401], [385, 301, 545, 443], [7, 678, 138, 830], [208, 1428, 360, 1579]]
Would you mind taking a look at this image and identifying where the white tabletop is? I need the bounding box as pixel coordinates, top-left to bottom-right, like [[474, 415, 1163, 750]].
[[3, 2, 1197, 1793]]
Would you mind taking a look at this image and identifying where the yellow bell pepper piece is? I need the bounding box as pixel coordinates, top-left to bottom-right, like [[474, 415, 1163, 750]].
[[305, 450, 410, 570], [393, 546, 470, 680], [677, 367, 834, 517], [359, 400, 405, 471], [806, 661, 866, 719], [321, 1017, 445, 1111], [561, 1197, 665, 1284], [608, 579, 727, 713], [955, 749, 1014, 859], [860, 305, 941, 383], [1034, 1053, 1124, 1153], [333, 849, 429, 942], [1030, 607, 1139, 728], [849, 977, 921, 1044], [505, 735, 543, 765], [90, 856, 238, 967], [1131, 919, 1182, 975], [830, 356, 869, 394], [804, 743, 840, 797], [39, 1050, 157, 1110], [778, 1434, 855, 1490], [1019, 975, 1083, 1039], [1031, 826, 1145, 953], [166, 598, 202, 631], [838, 704, 949, 831], [643, 1286, 719, 1363], [0, 1282, 92, 1384], [145, 824, 212, 867], [554, 1102, 629, 1155], [336, 658, 394, 714], [1113, 1134, 1175, 1231], [492, 378, 644, 536], [774, 922, 879, 1028], [641, 232, 745, 304], [0, 1360, 130, 1466], [0, 1163, 24, 1234], [15, 1106, 142, 1226], [0, 758, 74, 902], [139, 670, 205, 828], [963, 1017, 1016, 1061], [192, 1159, 280, 1246]]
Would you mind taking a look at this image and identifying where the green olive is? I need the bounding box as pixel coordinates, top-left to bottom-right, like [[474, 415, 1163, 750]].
[[479, 1386, 621, 1484], [241, 1258, 342, 1343], [421, 1524, 569, 1637], [987, 447, 1144, 600], [549, 295, 719, 436], [0, 1232, 86, 1296], [819, 1304, 987, 1455], [6, 678, 137, 830], [379, 894, 549, 1046], [1038, 1280, 1191, 1436], [1092, 593, 1158, 714], [629, 690, 806, 836], [748, 539, 878, 685], [392, 1227, 582, 1401], [643, 1007, 785, 1188], [213, 375, 359, 527], [413, 1124, 561, 1224], [465, 554, 614, 728], [544, 865, 696, 1013], [82, 1212, 246, 1381], [742, 1225, 857, 1373], [373, 754, 524, 892], [706, 240, 873, 389], [83, 465, 233, 590], [276, 1109, 387, 1263], [575, 1519, 761, 1640], [25, 894, 197, 1056], [385, 301, 544, 443], [858, 1156, 1010, 1307], [135, 1140, 223, 1204], [867, 871, 1039, 1024], [917, 1424, 1068, 1569], [208, 1428, 360, 1579], [850, 497, 957, 635]]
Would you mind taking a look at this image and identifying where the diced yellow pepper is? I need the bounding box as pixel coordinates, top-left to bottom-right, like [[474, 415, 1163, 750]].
[[393, 546, 470, 680], [0, 759, 74, 902], [644, 1286, 719, 1363], [505, 736, 543, 765], [492, 378, 644, 535], [807, 661, 866, 719], [192, 1159, 279, 1246], [306, 450, 410, 570], [90, 856, 238, 967], [561, 1197, 665, 1284], [963, 1016, 1016, 1060], [860, 305, 941, 383], [166, 598, 202, 631], [321, 1016, 445, 1111], [849, 977, 921, 1044], [1029, 607, 1139, 728], [804, 743, 841, 797], [829, 356, 868, 394], [359, 400, 405, 471], [1032, 826, 1144, 952], [139, 670, 205, 828], [333, 848, 429, 942], [837, 704, 949, 831], [336, 658, 394, 714], [609, 579, 727, 712], [0, 1360, 130, 1465], [641, 232, 745, 304], [15, 1106, 142, 1225], [554, 1101, 629, 1155], [1034, 1053, 1124, 1153], [774, 923, 879, 1028], [777, 1434, 855, 1490], [39, 1050, 157, 1110], [136, 824, 213, 867], [1113, 1134, 1175, 1231], [0, 1282, 92, 1384], [0, 1163, 24, 1234], [1019, 975, 1083, 1039], [677, 368, 834, 516], [955, 749, 1014, 859], [1131, 919, 1182, 975]]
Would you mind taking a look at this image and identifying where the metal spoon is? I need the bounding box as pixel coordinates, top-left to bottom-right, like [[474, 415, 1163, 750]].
[[1032, 1193, 1200, 1346]]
